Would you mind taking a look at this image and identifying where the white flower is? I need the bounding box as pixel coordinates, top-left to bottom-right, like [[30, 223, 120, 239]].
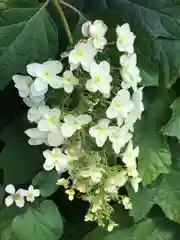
[[69, 40, 97, 72], [116, 23, 135, 54], [109, 125, 132, 154], [56, 70, 79, 93], [86, 61, 112, 95], [89, 20, 107, 49], [38, 108, 61, 132], [23, 185, 40, 202], [122, 196, 132, 210], [80, 167, 104, 183], [61, 114, 92, 138], [27, 60, 63, 92], [82, 20, 107, 49], [130, 176, 141, 192], [5, 184, 25, 208], [120, 54, 141, 91], [122, 140, 139, 168], [43, 148, 68, 173], [89, 119, 110, 147], [25, 128, 49, 145], [12, 75, 33, 98], [106, 89, 134, 126]]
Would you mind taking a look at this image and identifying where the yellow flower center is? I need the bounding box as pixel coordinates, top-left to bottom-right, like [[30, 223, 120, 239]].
[[12, 193, 21, 201], [95, 76, 102, 82], [48, 116, 56, 124], [28, 192, 33, 198], [76, 49, 84, 57]]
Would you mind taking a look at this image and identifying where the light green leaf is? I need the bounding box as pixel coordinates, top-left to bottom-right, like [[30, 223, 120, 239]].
[[12, 200, 63, 240], [162, 98, 180, 141], [0, 114, 44, 184], [32, 170, 59, 197], [0, 1, 58, 90]]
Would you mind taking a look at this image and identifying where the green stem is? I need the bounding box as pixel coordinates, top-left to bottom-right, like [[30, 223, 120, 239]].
[[53, 0, 73, 45], [60, 0, 85, 18]]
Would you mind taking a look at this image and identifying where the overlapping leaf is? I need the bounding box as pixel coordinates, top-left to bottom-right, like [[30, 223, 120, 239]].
[[0, 0, 58, 90]]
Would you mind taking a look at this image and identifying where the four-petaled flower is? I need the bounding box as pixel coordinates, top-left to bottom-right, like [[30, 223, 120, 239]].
[[89, 119, 110, 147], [43, 148, 69, 173], [61, 114, 92, 138], [116, 23, 135, 54], [106, 89, 134, 126], [109, 125, 132, 154], [23, 185, 40, 202], [69, 40, 97, 72], [86, 61, 112, 95], [57, 70, 79, 93], [5, 184, 25, 208], [27, 60, 63, 92]]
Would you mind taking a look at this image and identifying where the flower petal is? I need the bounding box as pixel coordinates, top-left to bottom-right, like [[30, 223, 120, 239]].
[[5, 196, 14, 207], [5, 184, 15, 194]]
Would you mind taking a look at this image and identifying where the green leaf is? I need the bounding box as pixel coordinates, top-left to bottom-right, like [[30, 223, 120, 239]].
[[162, 98, 180, 141], [12, 200, 63, 240], [138, 53, 159, 86], [135, 89, 173, 185], [136, 116, 171, 185], [0, 114, 44, 184], [32, 170, 59, 197], [107, 0, 180, 39], [104, 1, 180, 87], [0, 1, 58, 90], [105, 218, 177, 240], [127, 184, 154, 222]]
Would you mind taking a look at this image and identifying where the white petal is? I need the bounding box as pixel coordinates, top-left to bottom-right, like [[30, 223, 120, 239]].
[[34, 78, 48, 92], [112, 142, 122, 154], [78, 114, 92, 125], [5, 184, 15, 194], [43, 60, 63, 74], [34, 189, 40, 197], [106, 106, 118, 119], [27, 63, 41, 77], [86, 79, 98, 92], [43, 162, 55, 171], [15, 198, 25, 208], [30, 82, 47, 97], [48, 132, 64, 147], [64, 83, 74, 93], [27, 195, 35, 202], [82, 21, 92, 37], [61, 123, 76, 138], [5, 196, 14, 207]]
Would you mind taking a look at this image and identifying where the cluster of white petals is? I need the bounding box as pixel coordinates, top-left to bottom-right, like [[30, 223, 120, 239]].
[[12, 19, 144, 230], [5, 184, 40, 208], [82, 20, 108, 50]]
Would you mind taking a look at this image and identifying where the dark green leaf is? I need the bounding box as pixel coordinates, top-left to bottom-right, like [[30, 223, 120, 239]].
[[0, 114, 44, 184], [32, 170, 59, 197], [12, 200, 63, 240], [0, 1, 58, 90]]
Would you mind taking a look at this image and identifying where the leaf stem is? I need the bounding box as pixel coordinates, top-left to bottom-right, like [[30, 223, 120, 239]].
[[53, 0, 73, 45]]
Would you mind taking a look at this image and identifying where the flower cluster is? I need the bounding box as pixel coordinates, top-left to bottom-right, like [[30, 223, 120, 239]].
[[11, 19, 144, 230], [5, 184, 40, 208]]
